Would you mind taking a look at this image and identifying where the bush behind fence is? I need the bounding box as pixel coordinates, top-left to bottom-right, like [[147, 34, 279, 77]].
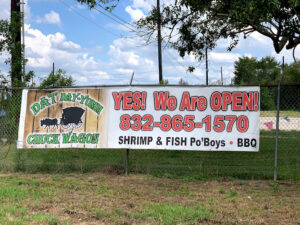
[[0, 85, 299, 180]]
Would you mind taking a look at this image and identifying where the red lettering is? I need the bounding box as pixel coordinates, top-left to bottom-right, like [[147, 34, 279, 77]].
[[132, 92, 141, 110], [254, 92, 259, 111], [154, 92, 169, 110], [168, 97, 177, 111], [232, 92, 242, 110], [180, 92, 191, 111], [222, 92, 232, 111], [242, 92, 253, 110], [141, 92, 146, 110], [112, 92, 123, 110], [197, 97, 207, 111], [123, 92, 132, 110], [210, 92, 222, 111]]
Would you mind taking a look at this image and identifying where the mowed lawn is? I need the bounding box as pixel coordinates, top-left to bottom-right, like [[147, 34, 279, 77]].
[[0, 130, 299, 180], [260, 110, 300, 117], [0, 173, 299, 225]]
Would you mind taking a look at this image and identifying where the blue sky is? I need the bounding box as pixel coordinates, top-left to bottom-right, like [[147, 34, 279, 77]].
[[0, 0, 299, 86]]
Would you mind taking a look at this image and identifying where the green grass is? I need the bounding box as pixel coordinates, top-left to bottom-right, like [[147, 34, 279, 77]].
[[131, 203, 211, 225], [0, 130, 299, 180], [260, 110, 300, 117], [0, 173, 298, 224], [0, 176, 71, 225]]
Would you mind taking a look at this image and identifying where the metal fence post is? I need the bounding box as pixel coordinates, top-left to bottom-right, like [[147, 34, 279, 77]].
[[125, 149, 129, 175], [274, 56, 285, 181]]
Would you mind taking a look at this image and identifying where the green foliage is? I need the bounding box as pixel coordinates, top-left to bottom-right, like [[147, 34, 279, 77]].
[[76, 0, 119, 10], [1, 130, 299, 180], [0, 16, 35, 87], [40, 69, 74, 88], [139, 203, 211, 225], [159, 79, 169, 85], [283, 61, 300, 84], [233, 57, 300, 110], [233, 56, 282, 85], [136, 0, 300, 61]]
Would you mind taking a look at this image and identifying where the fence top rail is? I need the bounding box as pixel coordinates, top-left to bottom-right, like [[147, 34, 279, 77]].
[[0, 83, 299, 90]]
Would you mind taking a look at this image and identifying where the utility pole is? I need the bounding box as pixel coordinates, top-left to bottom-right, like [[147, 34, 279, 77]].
[[157, 0, 163, 83], [21, 0, 25, 75], [221, 66, 223, 85], [52, 62, 55, 75], [205, 47, 208, 86], [11, 0, 22, 86]]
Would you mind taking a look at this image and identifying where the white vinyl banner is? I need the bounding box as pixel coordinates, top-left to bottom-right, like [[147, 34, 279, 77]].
[[107, 86, 260, 151], [18, 86, 260, 151]]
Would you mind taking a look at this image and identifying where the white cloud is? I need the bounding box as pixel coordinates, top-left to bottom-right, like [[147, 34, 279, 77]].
[[209, 52, 240, 63], [132, 0, 154, 11], [125, 6, 145, 21], [37, 10, 61, 25]]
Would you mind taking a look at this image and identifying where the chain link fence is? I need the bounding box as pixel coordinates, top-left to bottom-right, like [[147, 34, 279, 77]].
[[0, 85, 299, 180]]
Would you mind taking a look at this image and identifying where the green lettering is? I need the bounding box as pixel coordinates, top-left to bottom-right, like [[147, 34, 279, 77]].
[[62, 133, 71, 144], [53, 134, 60, 144], [40, 97, 50, 110], [93, 134, 100, 144], [46, 135, 53, 144], [41, 135, 47, 144], [85, 134, 92, 144], [95, 104, 103, 115], [88, 98, 95, 108], [72, 93, 81, 102], [70, 133, 77, 143], [27, 135, 33, 144], [78, 133, 85, 144], [31, 103, 40, 115], [60, 93, 72, 102], [80, 95, 89, 104], [48, 92, 57, 104]]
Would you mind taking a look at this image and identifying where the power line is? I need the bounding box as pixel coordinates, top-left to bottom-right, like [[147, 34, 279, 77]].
[[92, 6, 138, 33], [58, 0, 121, 38], [96, 3, 132, 26], [61, 0, 200, 82], [95, 3, 151, 37]]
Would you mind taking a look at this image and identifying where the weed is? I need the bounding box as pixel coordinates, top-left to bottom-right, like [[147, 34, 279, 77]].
[[225, 189, 238, 198], [140, 203, 211, 225], [269, 182, 280, 191], [218, 188, 225, 194], [114, 208, 126, 217], [93, 209, 110, 219], [97, 184, 112, 195]]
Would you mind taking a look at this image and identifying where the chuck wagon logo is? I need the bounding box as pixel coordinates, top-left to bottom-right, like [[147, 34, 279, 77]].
[[40, 107, 85, 129], [24, 91, 105, 147], [30, 92, 103, 130]]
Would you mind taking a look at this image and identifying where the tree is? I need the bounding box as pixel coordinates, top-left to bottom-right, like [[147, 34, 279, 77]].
[[284, 61, 300, 83], [233, 56, 300, 110], [0, 18, 34, 87], [233, 56, 281, 85], [136, 0, 300, 63], [40, 69, 74, 88], [233, 56, 282, 110]]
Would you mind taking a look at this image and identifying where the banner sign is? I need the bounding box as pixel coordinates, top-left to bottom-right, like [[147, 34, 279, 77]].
[[18, 86, 260, 151]]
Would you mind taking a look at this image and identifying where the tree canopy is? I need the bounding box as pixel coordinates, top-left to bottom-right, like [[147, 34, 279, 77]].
[[0, 17, 34, 87], [40, 69, 74, 88], [233, 56, 300, 85], [136, 0, 300, 61], [233, 56, 281, 85]]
